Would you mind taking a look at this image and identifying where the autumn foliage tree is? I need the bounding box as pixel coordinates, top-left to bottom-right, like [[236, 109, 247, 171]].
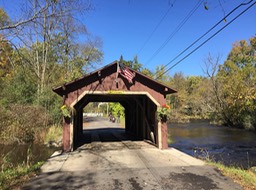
[[0, 35, 13, 79], [165, 36, 256, 130], [216, 36, 256, 129], [0, 1, 104, 144]]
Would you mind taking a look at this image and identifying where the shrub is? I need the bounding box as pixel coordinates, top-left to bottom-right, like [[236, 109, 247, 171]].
[[0, 104, 51, 144], [44, 124, 62, 145]]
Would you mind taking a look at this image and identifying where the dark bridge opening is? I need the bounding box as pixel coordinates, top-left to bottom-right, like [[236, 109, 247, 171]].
[[81, 102, 127, 144], [72, 94, 158, 150]]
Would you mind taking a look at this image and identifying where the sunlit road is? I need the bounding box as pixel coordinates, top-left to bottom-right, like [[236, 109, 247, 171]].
[[22, 117, 242, 190]]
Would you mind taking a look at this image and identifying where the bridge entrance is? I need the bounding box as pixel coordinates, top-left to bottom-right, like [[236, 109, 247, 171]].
[[53, 61, 176, 152]]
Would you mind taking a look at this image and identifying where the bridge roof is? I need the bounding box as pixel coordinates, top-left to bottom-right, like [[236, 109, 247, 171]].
[[53, 61, 176, 106]]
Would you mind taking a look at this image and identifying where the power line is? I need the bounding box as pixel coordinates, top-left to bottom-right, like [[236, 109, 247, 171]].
[[136, 2, 175, 56], [144, 0, 204, 66], [161, 0, 254, 71], [156, 0, 256, 80]]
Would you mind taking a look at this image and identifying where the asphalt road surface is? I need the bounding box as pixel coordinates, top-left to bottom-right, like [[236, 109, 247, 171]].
[[22, 117, 242, 190]]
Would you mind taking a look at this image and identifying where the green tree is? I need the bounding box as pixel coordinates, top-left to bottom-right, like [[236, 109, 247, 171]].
[[0, 35, 13, 80], [0, 8, 9, 27], [109, 103, 125, 118], [121, 55, 142, 71], [168, 72, 187, 115], [155, 65, 169, 82], [132, 55, 142, 71], [186, 76, 205, 116], [0, 1, 97, 101], [217, 36, 256, 129], [141, 68, 154, 78]]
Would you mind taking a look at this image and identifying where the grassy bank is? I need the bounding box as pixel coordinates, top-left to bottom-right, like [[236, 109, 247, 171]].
[[209, 162, 256, 190], [0, 162, 44, 190], [0, 125, 62, 189], [44, 124, 63, 145]]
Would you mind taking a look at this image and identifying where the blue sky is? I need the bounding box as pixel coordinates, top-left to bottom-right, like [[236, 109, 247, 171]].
[[84, 0, 256, 76], [1, 0, 255, 76]]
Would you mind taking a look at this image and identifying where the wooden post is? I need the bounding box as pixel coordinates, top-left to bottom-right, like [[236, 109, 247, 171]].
[[161, 120, 168, 149], [157, 121, 162, 149], [63, 116, 71, 152], [157, 115, 168, 149]]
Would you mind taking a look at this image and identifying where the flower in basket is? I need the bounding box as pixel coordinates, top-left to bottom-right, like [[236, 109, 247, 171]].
[[157, 104, 171, 121], [61, 105, 71, 118]]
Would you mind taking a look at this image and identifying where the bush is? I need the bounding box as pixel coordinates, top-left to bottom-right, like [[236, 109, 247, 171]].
[[242, 114, 256, 131], [0, 104, 51, 144], [44, 124, 62, 145], [0, 107, 12, 131]]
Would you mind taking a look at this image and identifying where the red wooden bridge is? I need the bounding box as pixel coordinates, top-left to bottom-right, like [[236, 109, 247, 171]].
[[53, 61, 176, 152]]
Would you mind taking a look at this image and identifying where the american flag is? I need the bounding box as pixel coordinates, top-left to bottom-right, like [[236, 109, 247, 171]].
[[118, 63, 135, 83]]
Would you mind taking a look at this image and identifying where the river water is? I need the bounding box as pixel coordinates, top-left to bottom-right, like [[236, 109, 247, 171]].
[[0, 143, 58, 168], [168, 121, 256, 169]]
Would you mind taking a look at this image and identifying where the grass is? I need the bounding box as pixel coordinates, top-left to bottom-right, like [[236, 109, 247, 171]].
[[0, 124, 61, 189], [44, 124, 63, 144], [0, 161, 44, 190], [209, 162, 256, 190]]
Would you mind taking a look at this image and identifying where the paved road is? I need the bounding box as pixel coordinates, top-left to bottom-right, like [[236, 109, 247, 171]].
[[22, 117, 242, 190]]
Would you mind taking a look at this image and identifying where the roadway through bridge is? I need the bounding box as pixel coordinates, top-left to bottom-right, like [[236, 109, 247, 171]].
[[79, 117, 152, 146], [22, 117, 242, 190]]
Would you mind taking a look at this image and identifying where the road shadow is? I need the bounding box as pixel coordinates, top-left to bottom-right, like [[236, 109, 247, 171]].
[[75, 127, 144, 150], [22, 171, 97, 190]]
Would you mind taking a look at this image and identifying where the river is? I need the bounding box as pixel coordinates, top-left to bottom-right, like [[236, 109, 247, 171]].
[[168, 120, 256, 169], [0, 143, 58, 168]]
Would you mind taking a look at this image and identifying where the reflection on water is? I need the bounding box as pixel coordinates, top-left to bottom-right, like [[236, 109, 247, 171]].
[[168, 121, 256, 169], [0, 143, 58, 167]]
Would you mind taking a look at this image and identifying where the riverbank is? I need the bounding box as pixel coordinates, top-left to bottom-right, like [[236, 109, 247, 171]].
[[0, 125, 62, 189], [0, 143, 59, 190], [209, 162, 256, 190], [0, 161, 44, 189], [169, 121, 256, 169], [169, 120, 256, 189]]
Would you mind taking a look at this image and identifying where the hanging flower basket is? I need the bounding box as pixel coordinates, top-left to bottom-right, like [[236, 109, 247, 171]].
[[61, 105, 71, 118], [157, 104, 170, 122]]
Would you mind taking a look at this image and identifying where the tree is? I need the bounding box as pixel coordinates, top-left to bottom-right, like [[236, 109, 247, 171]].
[[186, 76, 207, 117], [122, 55, 142, 71], [203, 37, 256, 129], [0, 1, 102, 104], [155, 65, 169, 82], [203, 53, 226, 122], [0, 1, 92, 31], [132, 55, 142, 71], [217, 36, 256, 129], [0, 1, 103, 125], [0, 8, 10, 29], [168, 72, 187, 113], [0, 35, 13, 79], [168, 71, 213, 120], [141, 68, 154, 78], [109, 103, 124, 119], [53, 34, 103, 82]]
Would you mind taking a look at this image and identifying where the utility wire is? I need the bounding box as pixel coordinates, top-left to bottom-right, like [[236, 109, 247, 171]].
[[144, 0, 204, 66], [161, 0, 254, 71], [136, 2, 175, 56], [156, 0, 256, 80]]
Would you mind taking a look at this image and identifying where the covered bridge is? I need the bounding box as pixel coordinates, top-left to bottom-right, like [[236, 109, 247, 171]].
[[53, 61, 176, 152]]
